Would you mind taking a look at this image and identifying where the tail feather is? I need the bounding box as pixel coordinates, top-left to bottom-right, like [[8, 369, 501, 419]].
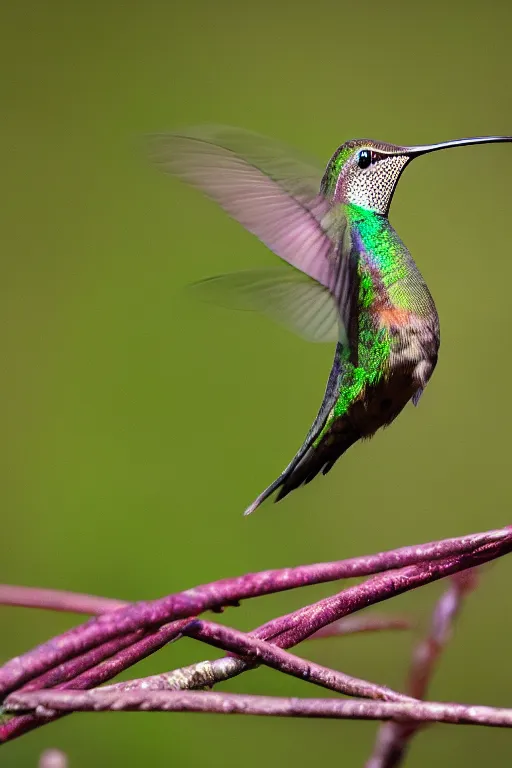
[[243, 444, 323, 514], [244, 424, 358, 515], [243, 342, 346, 516], [276, 433, 356, 499], [243, 473, 290, 515]]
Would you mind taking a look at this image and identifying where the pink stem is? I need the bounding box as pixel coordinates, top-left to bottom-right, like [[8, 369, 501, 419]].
[[0, 586, 124, 614], [6, 688, 512, 727], [0, 526, 508, 699], [0, 621, 190, 743]]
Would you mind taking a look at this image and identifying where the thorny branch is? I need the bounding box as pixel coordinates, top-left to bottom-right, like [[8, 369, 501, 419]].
[[0, 525, 510, 766]]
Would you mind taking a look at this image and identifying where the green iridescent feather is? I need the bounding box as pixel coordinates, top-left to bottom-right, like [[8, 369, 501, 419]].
[[315, 205, 411, 439]]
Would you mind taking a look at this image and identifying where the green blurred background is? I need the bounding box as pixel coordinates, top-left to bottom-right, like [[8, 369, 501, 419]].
[[1, 0, 512, 765]]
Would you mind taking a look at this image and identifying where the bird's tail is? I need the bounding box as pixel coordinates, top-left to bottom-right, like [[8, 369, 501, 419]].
[[243, 341, 349, 516], [243, 418, 359, 515]]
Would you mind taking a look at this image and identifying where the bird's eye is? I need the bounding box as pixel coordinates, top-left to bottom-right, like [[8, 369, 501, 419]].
[[357, 149, 372, 169]]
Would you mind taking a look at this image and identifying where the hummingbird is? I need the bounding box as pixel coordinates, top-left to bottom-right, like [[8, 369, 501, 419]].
[[149, 126, 511, 515]]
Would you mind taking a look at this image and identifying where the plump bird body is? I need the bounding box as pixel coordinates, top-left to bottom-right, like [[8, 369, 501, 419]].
[[248, 204, 440, 510], [150, 126, 510, 514]]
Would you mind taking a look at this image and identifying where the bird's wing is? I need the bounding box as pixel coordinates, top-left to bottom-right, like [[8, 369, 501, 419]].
[[149, 125, 357, 338], [189, 267, 341, 343]]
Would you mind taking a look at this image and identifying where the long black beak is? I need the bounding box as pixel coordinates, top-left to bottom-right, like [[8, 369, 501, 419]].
[[404, 135, 512, 158]]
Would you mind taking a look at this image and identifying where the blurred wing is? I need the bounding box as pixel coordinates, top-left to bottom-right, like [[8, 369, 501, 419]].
[[190, 267, 341, 343], [148, 126, 353, 315]]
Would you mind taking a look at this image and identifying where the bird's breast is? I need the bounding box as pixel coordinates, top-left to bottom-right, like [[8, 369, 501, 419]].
[[376, 306, 413, 329]]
